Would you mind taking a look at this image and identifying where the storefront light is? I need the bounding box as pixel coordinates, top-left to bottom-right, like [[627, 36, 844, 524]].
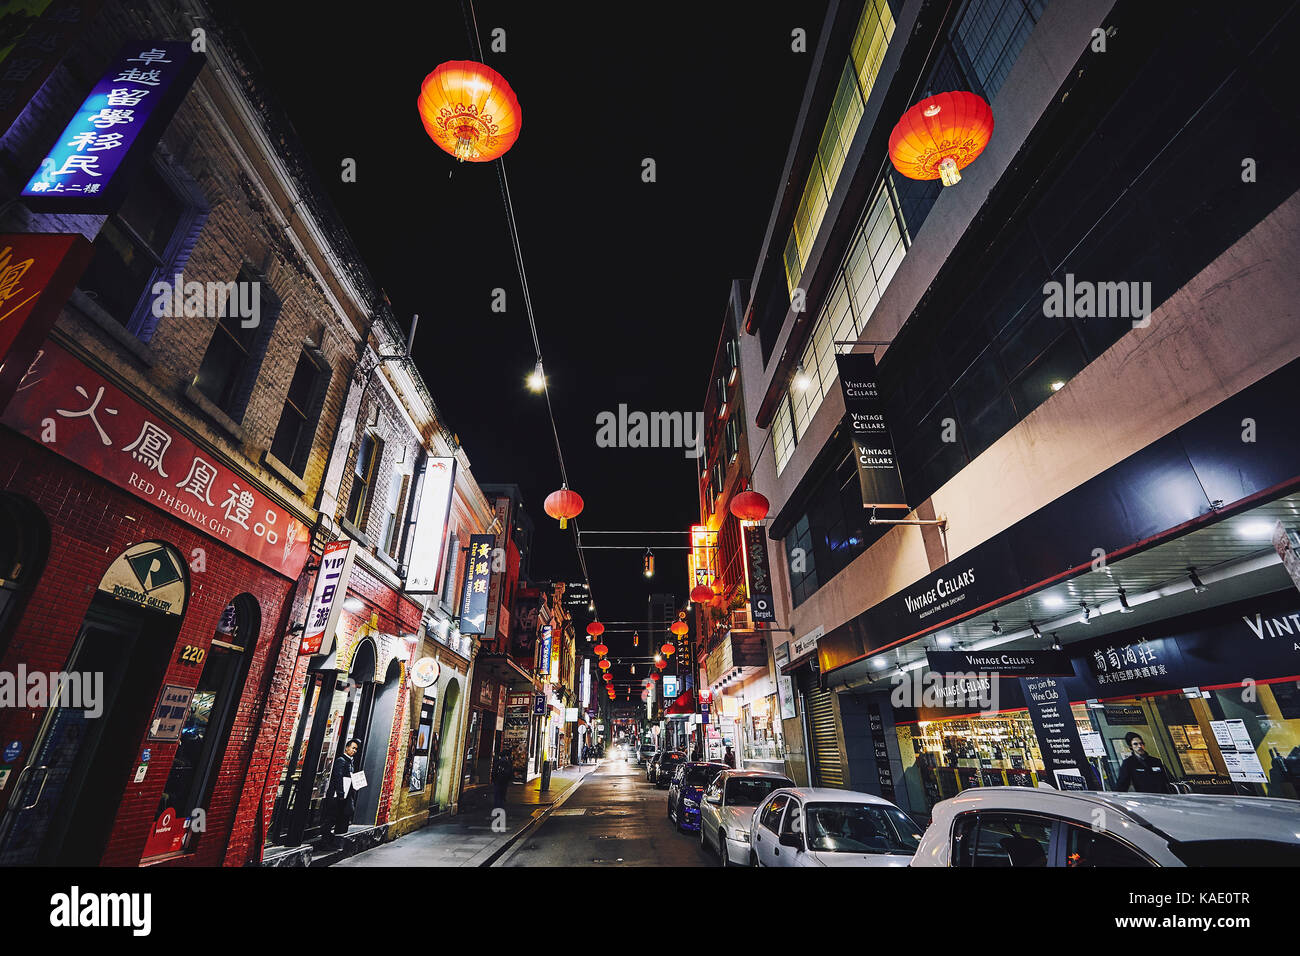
[[1041, 594, 1065, 609], [343, 597, 365, 613]]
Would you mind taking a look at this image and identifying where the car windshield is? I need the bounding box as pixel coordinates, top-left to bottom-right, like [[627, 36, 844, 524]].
[[683, 765, 724, 786], [1169, 839, 1300, 867], [725, 777, 792, 806], [805, 804, 923, 855]]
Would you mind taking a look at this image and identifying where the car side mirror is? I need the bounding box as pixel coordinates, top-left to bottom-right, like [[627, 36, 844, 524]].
[[706, 795, 721, 805], [780, 831, 802, 850]]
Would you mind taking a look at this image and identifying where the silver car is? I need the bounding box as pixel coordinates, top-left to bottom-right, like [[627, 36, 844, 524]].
[[749, 788, 923, 867], [698, 770, 794, 866], [911, 787, 1300, 866]]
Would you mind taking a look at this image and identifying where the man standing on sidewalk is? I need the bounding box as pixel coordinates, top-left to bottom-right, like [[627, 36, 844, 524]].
[[492, 746, 514, 810]]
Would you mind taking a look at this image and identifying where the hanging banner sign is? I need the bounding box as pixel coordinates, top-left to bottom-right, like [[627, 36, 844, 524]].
[[299, 539, 355, 656], [835, 352, 907, 510], [926, 649, 1075, 677], [741, 522, 776, 623], [3, 343, 311, 577], [405, 456, 456, 595], [458, 534, 494, 634], [1020, 676, 1096, 790], [483, 496, 511, 640], [0, 233, 94, 412], [21, 40, 205, 213]]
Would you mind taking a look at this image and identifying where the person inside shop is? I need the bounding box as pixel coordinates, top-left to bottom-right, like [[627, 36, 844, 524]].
[[724, 746, 736, 769], [326, 738, 362, 835], [1114, 732, 1175, 794]]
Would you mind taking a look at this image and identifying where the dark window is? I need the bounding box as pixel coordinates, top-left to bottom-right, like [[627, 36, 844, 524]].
[[786, 514, 818, 607], [950, 0, 1049, 102], [1063, 824, 1153, 867], [724, 777, 793, 807], [345, 433, 381, 528], [759, 794, 791, 832], [193, 266, 281, 420], [79, 162, 195, 336], [952, 812, 1051, 867], [804, 803, 922, 855], [724, 415, 739, 463], [270, 347, 331, 475]]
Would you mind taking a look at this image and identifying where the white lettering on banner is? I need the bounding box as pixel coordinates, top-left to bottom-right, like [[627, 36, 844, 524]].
[[903, 568, 976, 618]]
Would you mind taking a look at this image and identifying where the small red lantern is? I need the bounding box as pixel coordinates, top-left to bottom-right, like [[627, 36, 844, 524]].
[[670, 620, 689, 637], [730, 489, 770, 522], [544, 486, 584, 529], [650, 672, 660, 681], [690, 584, 714, 605], [888, 91, 994, 188], [655, 659, 667, 670], [598, 659, 610, 671], [593, 643, 608, 657], [660, 643, 675, 657], [586, 621, 605, 639]]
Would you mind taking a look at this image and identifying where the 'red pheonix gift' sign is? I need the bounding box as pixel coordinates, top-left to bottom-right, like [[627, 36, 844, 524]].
[[3, 342, 311, 578]]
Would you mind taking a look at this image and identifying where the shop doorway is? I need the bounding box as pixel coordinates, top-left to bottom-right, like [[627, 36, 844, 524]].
[[0, 541, 187, 865], [354, 658, 402, 826], [435, 678, 460, 806], [0, 492, 50, 658]]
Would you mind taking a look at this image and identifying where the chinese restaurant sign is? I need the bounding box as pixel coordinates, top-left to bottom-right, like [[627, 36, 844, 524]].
[[21, 40, 204, 212], [3, 342, 311, 577], [458, 533, 494, 634], [405, 455, 456, 595], [299, 539, 356, 656], [741, 523, 776, 623], [836, 352, 907, 510], [0, 233, 93, 412]]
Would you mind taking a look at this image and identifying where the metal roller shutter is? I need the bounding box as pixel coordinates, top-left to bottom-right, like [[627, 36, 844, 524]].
[[807, 687, 843, 788]]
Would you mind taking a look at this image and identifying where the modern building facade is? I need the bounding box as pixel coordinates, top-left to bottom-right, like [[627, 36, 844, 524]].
[[739, 0, 1300, 813]]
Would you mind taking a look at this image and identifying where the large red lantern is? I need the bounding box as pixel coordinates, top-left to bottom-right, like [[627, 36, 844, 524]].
[[660, 643, 675, 657], [586, 621, 605, 639], [690, 584, 714, 605], [598, 659, 610, 671], [670, 621, 689, 637], [544, 486, 584, 529], [593, 643, 608, 657], [418, 60, 522, 163], [730, 489, 770, 522], [888, 91, 994, 188]]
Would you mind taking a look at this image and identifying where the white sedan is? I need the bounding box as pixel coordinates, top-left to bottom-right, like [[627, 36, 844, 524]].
[[699, 770, 794, 866], [749, 788, 923, 867], [911, 786, 1300, 866]]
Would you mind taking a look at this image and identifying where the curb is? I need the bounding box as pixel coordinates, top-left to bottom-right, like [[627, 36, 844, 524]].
[[480, 764, 600, 867]]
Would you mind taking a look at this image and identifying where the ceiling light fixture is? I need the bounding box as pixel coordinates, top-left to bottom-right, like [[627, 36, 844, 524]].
[[1188, 568, 1208, 593], [1051, 633, 1062, 652], [1117, 587, 1134, 613], [527, 359, 545, 392], [991, 619, 1001, 635], [1080, 603, 1091, 624], [1030, 622, 1042, 640], [793, 364, 812, 392]]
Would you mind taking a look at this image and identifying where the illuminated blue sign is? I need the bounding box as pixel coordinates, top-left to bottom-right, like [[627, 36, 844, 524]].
[[21, 40, 203, 212]]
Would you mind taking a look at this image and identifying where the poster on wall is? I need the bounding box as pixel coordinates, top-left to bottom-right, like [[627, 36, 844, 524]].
[[835, 352, 907, 510], [1020, 676, 1096, 789]]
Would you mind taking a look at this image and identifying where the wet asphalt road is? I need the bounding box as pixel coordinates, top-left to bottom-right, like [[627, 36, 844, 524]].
[[500, 753, 718, 867]]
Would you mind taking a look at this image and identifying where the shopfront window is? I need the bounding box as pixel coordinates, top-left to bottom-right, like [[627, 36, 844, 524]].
[[898, 711, 1046, 811], [953, 812, 1050, 867], [743, 695, 786, 762]]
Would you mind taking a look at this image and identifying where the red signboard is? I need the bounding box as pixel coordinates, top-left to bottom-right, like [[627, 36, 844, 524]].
[[0, 233, 94, 412], [2, 341, 311, 578]]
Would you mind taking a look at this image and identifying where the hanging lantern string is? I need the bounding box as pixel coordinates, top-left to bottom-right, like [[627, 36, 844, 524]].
[[458, 0, 596, 608]]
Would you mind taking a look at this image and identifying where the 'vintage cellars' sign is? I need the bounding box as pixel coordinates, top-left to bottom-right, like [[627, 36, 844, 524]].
[[3, 343, 311, 577], [927, 649, 1075, 677], [836, 352, 906, 510]]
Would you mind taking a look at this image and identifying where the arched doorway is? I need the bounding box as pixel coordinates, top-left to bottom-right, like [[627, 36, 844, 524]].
[[435, 678, 461, 809], [0, 540, 188, 866], [0, 492, 50, 658], [144, 594, 260, 860], [354, 657, 402, 826]]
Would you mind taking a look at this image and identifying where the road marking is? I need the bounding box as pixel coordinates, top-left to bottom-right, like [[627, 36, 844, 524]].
[[551, 809, 587, 816]]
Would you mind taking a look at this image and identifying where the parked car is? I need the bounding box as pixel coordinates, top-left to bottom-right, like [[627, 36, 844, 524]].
[[749, 788, 922, 867], [699, 770, 794, 866], [911, 787, 1300, 867], [654, 751, 688, 788], [645, 751, 662, 781], [637, 743, 657, 766], [668, 762, 728, 832]]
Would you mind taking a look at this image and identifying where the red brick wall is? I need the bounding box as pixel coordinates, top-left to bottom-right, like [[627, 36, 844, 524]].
[[0, 431, 294, 867]]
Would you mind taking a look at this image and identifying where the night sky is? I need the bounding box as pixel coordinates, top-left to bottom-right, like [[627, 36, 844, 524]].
[[229, 2, 826, 649]]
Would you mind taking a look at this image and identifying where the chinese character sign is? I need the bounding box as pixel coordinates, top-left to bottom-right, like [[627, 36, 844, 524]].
[[148, 684, 195, 741], [299, 539, 356, 656], [2, 343, 311, 577], [742, 523, 776, 623], [21, 41, 203, 211], [458, 533, 494, 634]]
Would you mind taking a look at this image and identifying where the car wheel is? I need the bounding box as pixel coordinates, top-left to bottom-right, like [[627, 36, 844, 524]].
[[718, 831, 729, 867]]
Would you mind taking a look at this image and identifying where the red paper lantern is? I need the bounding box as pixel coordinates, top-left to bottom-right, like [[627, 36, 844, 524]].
[[650, 672, 660, 681], [655, 659, 667, 670], [660, 643, 675, 657], [603, 673, 613, 683], [544, 486, 584, 529], [670, 621, 689, 637], [586, 621, 605, 638], [730, 489, 770, 522], [598, 659, 610, 671], [888, 91, 994, 187], [593, 643, 608, 657], [418, 60, 522, 163], [690, 584, 714, 604]]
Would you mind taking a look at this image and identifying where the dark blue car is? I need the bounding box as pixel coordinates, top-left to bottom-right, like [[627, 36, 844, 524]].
[[667, 762, 729, 833]]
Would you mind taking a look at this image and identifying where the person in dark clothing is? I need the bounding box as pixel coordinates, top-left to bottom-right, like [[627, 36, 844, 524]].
[[1114, 732, 1174, 793], [724, 746, 736, 769], [491, 746, 513, 810], [326, 738, 361, 834]]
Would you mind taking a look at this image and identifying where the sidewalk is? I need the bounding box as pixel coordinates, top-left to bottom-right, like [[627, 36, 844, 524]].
[[333, 760, 601, 867]]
